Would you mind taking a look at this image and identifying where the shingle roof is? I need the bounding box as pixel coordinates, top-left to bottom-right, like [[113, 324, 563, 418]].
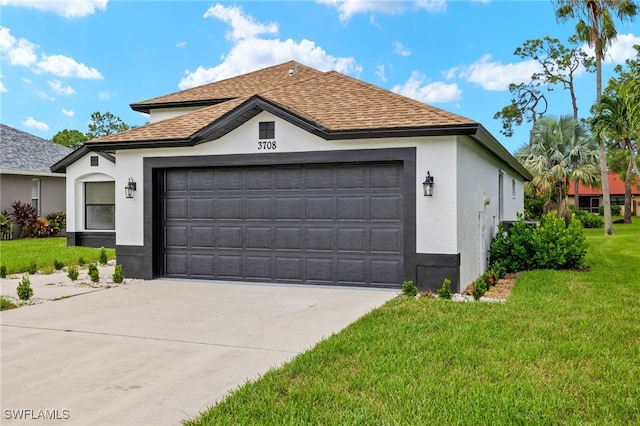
[[130, 61, 324, 113], [1, 124, 73, 173], [88, 62, 476, 145]]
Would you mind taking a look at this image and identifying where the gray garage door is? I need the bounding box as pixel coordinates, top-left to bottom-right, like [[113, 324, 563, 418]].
[[161, 162, 404, 287]]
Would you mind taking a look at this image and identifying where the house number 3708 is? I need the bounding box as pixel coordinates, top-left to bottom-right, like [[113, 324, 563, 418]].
[[258, 141, 277, 150]]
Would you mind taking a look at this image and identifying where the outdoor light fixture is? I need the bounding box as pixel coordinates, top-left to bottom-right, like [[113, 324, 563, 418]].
[[422, 171, 434, 197], [125, 177, 137, 199]]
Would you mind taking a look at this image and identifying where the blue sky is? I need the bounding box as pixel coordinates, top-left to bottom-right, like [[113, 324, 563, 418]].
[[1, 0, 638, 154]]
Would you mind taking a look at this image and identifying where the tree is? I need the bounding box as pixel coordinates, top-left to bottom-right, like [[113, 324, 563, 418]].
[[555, 0, 639, 235], [516, 115, 599, 224], [86, 111, 131, 140], [52, 129, 88, 149], [494, 36, 594, 145], [592, 92, 639, 224]]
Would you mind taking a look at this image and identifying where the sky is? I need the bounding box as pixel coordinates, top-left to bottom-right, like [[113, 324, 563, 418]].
[[1, 0, 638, 154]]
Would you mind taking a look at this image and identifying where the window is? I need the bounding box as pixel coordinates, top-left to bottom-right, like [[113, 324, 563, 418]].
[[85, 182, 115, 230], [512, 179, 516, 199], [90, 156, 99, 166], [610, 197, 625, 205], [32, 179, 41, 216], [259, 121, 275, 139], [498, 172, 504, 220]]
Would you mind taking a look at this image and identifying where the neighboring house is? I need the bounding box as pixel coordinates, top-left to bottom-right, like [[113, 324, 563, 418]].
[[568, 172, 640, 216], [52, 61, 531, 292], [1, 124, 72, 237]]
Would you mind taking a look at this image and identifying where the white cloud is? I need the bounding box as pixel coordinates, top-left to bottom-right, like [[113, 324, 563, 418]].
[[48, 79, 76, 95], [393, 41, 411, 57], [22, 116, 49, 132], [36, 54, 103, 79], [98, 91, 115, 100], [0, 0, 108, 18], [176, 41, 187, 48], [601, 33, 640, 63], [447, 54, 541, 91], [318, 0, 444, 22], [0, 26, 38, 66], [0, 81, 6, 93], [62, 108, 75, 117], [392, 71, 462, 103], [204, 4, 278, 41], [36, 91, 55, 101], [375, 64, 387, 82], [179, 5, 360, 90]]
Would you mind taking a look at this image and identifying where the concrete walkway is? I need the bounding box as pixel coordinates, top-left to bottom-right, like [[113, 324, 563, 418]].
[[1, 278, 396, 425]]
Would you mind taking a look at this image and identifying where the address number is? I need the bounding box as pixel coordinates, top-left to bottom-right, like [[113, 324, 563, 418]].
[[258, 141, 277, 150]]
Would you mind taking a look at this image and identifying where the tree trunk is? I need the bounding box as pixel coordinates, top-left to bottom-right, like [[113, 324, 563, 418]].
[[624, 138, 634, 224]]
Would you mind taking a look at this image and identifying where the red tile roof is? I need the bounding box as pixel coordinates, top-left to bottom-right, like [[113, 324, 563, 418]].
[[568, 173, 640, 196]]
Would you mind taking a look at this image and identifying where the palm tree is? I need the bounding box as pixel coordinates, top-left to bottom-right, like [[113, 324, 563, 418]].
[[555, 0, 638, 235], [516, 116, 599, 224], [592, 92, 640, 223]]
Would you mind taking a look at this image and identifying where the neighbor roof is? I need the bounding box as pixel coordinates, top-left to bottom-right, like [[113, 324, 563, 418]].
[[1, 124, 72, 174], [76, 61, 530, 180], [568, 173, 640, 196]]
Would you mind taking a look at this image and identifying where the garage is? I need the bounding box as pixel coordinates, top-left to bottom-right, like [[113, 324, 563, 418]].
[[160, 161, 404, 287]]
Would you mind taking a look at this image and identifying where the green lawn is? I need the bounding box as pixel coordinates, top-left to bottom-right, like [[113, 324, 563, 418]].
[[185, 220, 640, 425], [0, 238, 115, 275]]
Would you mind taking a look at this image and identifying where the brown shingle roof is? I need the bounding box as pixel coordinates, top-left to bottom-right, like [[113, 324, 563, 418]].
[[130, 61, 323, 112], [88, 61, 476, 145]]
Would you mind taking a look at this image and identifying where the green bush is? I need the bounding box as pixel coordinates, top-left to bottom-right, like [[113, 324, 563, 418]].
[[67, 266, 79, 281], [112, 264, 124, 283], [53, 259, 64, 270], [0, 265, 6, 278], [490, 212, 587, 273], [45, 212, 66, 237], [0, 209, 13, 238], [573, 209, 603, 228], [599, 204, 621, 216], [99, 247, 108, 265], [27, 260, 37, 274], [16, 274, 34, 300], [78, 256, 86, 266], [437, 279, 452, 299], [0, 296, 17, 310], [402, 280, 418, 297], [88, 264, 100, 282]]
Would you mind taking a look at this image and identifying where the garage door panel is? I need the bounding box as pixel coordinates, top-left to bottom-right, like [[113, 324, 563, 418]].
[[246, 256, 271, 279], [217, 227, 242, 248], [371, 196, 401, 220], [165, 226, 187, 248], [165, 198, 187, 219], [162, 162, 404, 287], [306, 258, 334, 282], [190, 226, 214, 248]]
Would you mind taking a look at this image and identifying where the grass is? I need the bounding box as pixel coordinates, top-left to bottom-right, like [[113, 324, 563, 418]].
[[0, 296, 18, 311], [184, 219, 640, 425], [0, 238, 115, 275]]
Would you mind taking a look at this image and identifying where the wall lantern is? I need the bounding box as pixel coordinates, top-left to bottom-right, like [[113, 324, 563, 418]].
[[125, 178, 137, 199], [422, 171, 434, 197]]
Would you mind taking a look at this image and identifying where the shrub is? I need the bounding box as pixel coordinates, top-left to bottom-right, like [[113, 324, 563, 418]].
[[67, 266, 79, 281], [112, 264, 124, 283], [437, 279, 452, 299], [573, 209, 603, 228], [489, 212, 587, 273], [599, 204, 621, 216], [53, 259, 64, 270], [99, 247, 108, 265], [0, 265, 6, 278], [16, 274, 34, 300], [45, 212, 66, 236], [27, 260, 37, 274], [1, 296, 17, 310], [0, 209, 13, 238], [10, 201, 37, 238], [88, 264, 100, 282], [470, 276, 488, 301], [31, 217, 51, 238], [78, 256, 86, 266], [402, 280, 418, 297]]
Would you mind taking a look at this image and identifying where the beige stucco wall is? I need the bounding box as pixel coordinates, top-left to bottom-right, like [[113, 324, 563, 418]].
[[0, 173, 67, 216]]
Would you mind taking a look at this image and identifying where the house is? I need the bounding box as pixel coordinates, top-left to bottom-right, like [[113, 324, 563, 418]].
[[569, 172, 640, 216], [1, 124, 72, 237], [52, 61, 531, 292]]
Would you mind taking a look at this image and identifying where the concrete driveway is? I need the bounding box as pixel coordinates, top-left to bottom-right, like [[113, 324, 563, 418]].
[[1, 279, 396, 425]]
